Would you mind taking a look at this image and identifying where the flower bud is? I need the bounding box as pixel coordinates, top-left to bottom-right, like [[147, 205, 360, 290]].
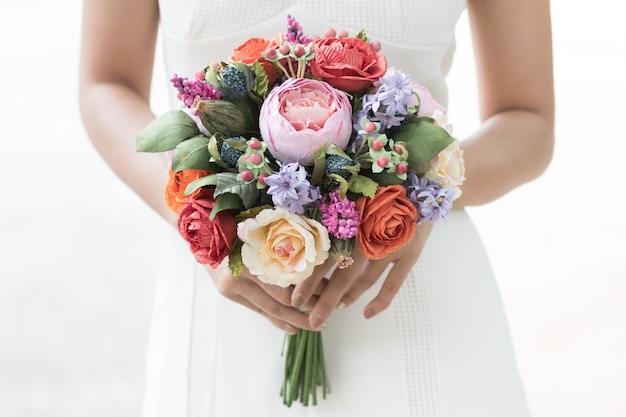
[[196, 100, 246, 136]]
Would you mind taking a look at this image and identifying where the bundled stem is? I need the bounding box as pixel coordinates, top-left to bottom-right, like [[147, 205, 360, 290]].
[[281, 329, 328, 406]]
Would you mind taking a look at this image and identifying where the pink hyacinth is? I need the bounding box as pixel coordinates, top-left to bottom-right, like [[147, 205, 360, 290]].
[[319, 190, 360, 240]]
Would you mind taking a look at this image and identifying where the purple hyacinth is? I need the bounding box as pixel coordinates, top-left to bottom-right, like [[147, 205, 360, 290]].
[[171, 74, 221, 108], [405, 172, 454, 223], [361, 71, 414, 130], [285, 14, 311, 44], [264, 162, 319, 214], [318, 190, 360, 240]]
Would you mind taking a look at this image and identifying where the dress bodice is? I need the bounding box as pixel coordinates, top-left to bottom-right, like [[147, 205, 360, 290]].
[[157, 0, 466, 107]]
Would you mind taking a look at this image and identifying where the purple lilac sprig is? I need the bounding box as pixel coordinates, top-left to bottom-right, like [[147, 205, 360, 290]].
[[285, 14, 311, 45], [171, 74, 221, 108], [405, 172, 454, 223], [265, 162, 320, 214]]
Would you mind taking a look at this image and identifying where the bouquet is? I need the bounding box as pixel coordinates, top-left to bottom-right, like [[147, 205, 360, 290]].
[[136, 15, 464, 407]]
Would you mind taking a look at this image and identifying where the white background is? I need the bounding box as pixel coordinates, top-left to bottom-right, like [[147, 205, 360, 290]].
[[0, 1, 624, 416]]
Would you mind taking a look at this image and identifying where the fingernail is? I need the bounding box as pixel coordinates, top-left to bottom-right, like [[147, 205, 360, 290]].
[[336, 302, 346, 310], [292, 293, 304, 308], [364, 308, 376, 319], [283, 323, 298, 335], [311, 314, 327, 330]]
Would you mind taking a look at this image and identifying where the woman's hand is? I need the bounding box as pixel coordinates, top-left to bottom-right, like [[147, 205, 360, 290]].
[[204, 260, 330, 334], [292, 221, 434, 329]]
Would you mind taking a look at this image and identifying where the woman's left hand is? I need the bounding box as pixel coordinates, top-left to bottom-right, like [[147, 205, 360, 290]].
[[292, 221, 434, 329]]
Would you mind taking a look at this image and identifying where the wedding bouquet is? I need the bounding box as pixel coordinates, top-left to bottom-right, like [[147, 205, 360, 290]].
[[137, 15, 464, 407]]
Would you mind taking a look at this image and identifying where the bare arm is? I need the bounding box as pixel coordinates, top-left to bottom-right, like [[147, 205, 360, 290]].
[[458, 0, 555, 206], [79, 0, 176, 223]]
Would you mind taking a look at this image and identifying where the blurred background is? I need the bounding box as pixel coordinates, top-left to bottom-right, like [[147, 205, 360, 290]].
[[0, 1, 624, 416]]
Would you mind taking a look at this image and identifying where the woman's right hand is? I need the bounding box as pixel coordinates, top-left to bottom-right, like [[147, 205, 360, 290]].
[[204, 261, 329, 334]]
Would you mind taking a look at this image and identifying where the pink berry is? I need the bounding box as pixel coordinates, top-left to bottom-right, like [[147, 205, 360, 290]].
[[371, 139, 384, 151], [249, 153, 262, 165], [377, 156, 388, 168], [293, 46, 305, 57], [370, 40, 381, 52], [257, 174, 268, 186], [241, 170, 254, 182], [396, 163, 408, 175], [279, 44, 291, 55], [264, 48, 277, 60], [364, 121, 376, 133], [242, 154, 250, 163], [337, 29, 349, 38], [394, 145, 403, 154], [248, 138, 261, 150], [324, 28, 336, 38], [195, 70, 205, 80]]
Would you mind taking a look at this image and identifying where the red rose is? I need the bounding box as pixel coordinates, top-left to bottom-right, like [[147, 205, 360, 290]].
[[355, 185, 418, 260], [310, 37, 387, 92], [178, 197, 237, 268]]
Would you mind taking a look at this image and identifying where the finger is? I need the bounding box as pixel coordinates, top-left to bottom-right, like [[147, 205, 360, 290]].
[[232, 279, 317, 331], [231, 294, 301, 335], [307, 256, 366, 329], [362, 256, 415, 319], [337, 259, 388, 309], [211, 266, 315, 331], [291, 257, 335, 309]]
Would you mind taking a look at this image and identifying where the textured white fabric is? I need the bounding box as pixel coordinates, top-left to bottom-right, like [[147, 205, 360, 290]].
[[143, 2, 531, 416]]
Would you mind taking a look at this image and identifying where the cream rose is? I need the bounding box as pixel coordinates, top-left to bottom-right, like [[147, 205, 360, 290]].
[[237, 208, 331, 287], [425, 139, 465, 199]]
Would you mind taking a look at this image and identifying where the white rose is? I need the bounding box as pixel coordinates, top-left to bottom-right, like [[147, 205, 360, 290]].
[[237, 208, 330, 287], [425, 139, 465, 199]]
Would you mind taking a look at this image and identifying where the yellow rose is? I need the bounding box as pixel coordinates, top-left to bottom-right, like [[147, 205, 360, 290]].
[[237, 208, 330, 287], [425, 139, 465, 199]]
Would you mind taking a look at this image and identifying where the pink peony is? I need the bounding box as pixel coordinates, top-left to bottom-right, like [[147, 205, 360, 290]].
[[410, 82, 447, 118], [259, 78, 353, 165], [178, 197, 238, 268]]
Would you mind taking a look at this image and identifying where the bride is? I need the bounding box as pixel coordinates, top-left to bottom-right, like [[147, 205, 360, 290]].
[[79, 1, 554, 416]]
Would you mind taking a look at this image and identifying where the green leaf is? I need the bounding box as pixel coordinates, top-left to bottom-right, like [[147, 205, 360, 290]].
[[235, 204, 273, 223], [228, 238, 244, 278], [348, 175, 378, 198], [311, 146, 327, 186], [184, 174, 217, 196], [172, 136, 212, 171], [222, 96, 260, 135], [210, 193, 244, 220], [214, 172, 261, 209], [250, 61, 270, 104], [390, 116, 455, 167], [208, 134, 221, 162], [136, 110, 200, 152]]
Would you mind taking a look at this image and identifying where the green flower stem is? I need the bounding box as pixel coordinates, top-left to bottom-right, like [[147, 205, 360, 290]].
[[281, 329, 328, 407]]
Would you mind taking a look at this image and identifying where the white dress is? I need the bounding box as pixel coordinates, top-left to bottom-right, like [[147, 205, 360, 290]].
[[144, 1, 531, 416]]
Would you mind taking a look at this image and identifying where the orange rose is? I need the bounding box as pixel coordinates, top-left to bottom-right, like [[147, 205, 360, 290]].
[[231, 34, 284, 85], [165, 169, 213, 213], [355, 184, 418, 260], [310, 37, 387, 92]]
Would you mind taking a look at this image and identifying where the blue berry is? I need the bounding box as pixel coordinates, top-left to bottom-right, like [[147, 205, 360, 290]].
[[220, 141, 245, 168], [222, 66, 248, 96], [325, 154, 353, 179]]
